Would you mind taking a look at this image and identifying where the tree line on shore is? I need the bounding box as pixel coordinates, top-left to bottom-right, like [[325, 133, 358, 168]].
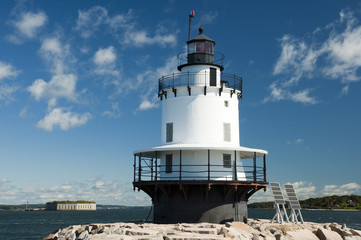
[[248, 195, 361, 210]]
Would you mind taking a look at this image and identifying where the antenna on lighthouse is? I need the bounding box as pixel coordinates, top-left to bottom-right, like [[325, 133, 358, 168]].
[[188, 10, 195, 40]]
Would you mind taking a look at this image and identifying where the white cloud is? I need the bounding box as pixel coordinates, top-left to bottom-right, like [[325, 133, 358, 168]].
[[123, 30, 176, 47], [19, 106, 28, 118], [132, 56, 178, 111], [74, 6, 110, 38], [36, 107, 91, 131], [7, 11, 47, 43], [15, 11, 47, 38], [267, 9, 361, 104], [0, 178, 9, 183], [137, 100, 158, 111], [0, 84, 19, 103], [39, 37, 73, 75], [0, 62, 20, 80], [323, 24, 361, 82], [28, 74, 77, 103], [287, 181, 317, 200], [341, 85, 349, 95], [93, 46, 120, 76], [74, 6, 177, 48], [0, 177, 150, 205], [263, 83, 317, 104], [289, 89, 317, 104], [199, 11, 218, 26], [41, 38, 62, 55], [322, 182, 361, 196], [94, 46, 116, 65], [102, 102, 121, 118]]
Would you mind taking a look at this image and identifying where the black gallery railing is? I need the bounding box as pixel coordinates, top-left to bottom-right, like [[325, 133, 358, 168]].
[[158, 72, 243, 97], [133, 153, 266, 184]]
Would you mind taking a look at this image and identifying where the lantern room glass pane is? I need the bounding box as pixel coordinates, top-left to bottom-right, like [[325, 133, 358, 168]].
[[196, 42, 204, 53], [187, 43, 195, 54], [205, 42, 213, 54]]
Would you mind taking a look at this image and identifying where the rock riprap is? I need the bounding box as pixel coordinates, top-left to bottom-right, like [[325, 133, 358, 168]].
[[44, 219, 361, 240]]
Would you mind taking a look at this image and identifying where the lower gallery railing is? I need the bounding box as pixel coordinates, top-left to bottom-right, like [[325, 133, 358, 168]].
[[133, 153, 266, 184]]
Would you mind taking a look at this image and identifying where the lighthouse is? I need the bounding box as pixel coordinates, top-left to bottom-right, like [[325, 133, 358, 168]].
[[133, 24, 268, 224]]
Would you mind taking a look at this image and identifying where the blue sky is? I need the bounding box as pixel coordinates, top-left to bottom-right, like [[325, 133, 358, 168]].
[[0, 0, 360, 205]]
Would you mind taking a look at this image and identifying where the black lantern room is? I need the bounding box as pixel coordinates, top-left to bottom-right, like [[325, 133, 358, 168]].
[[178, 27, 224, 71]]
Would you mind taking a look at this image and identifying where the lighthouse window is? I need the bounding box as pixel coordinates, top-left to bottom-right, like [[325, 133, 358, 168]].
[[223, 123, 231, 142], [196, 42, 204, 52], [224, 101, 229, 107], [210, 68, 217, 86], [188, 43, 195, 54], [223, 154, 232, 168], [204, 42, 213, 54], [166, 123, 173, 142], [166, 154, 173, 173]]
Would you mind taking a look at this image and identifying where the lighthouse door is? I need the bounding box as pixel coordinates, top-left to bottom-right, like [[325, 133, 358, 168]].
[[210, 67, 217, 86]]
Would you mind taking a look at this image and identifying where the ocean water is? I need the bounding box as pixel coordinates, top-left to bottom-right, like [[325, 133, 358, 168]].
[[0, 208, 360, 240]]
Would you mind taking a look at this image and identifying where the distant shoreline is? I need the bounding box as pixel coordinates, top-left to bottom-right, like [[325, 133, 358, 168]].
[[249, 207, 361, 212], [303, 208, 361, 212]]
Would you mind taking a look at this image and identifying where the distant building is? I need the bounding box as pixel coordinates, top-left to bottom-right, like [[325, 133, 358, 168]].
[[46, 201, 96, 211]]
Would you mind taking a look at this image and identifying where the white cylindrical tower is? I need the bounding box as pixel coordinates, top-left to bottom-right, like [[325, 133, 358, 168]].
[[133, 27, 268, 224]]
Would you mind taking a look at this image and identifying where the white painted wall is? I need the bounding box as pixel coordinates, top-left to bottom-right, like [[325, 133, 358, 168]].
[[161, 64, 240, 147], [158, 150, 247, 181], [161, 89, 240, 147]]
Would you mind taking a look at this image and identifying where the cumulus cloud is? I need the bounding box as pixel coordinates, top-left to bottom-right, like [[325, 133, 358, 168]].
[[93, 46, 120, 76], [0, 62, 20, 80], [137, 100, 158, 111], [287, 181, 317, 200], [28, 36, 82, 113], [123, 30, 176, 48], [266, 9, 361, 104], [28, 74, 77, 104], [321, 182, 361, 196], [0, 177, 150, 205], [251, 181, 361, 203], [94, 46, 116, 65], [0, 62, 20, 103], [74, 6, 111, 38], [74, 6, 177, 47], [41, 37, 62, 55], [7, 11, 47, 43], [39, 37, 74, 75], [36, 107, 91, 131], [133, 56, 178, 111], [263, 83, 317, 104]]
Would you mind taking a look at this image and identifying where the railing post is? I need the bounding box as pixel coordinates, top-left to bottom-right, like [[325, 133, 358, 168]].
[[155, 151, 158, 182], [187, 71, 189, 86], [241, 78, 243, 98], [253, 152, 257, 182], [151, 158, 153, 181], [263, 154, 267, 182], [234, 74, 236, 90], [138, 153, 142, 182], [208, 149, 210, 181], [179, 150, 182, 181], [172, 73, 174, 88], [133, 154, 136, 183], [205, 70, 207, 86], [234, 150, 238, 181]]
